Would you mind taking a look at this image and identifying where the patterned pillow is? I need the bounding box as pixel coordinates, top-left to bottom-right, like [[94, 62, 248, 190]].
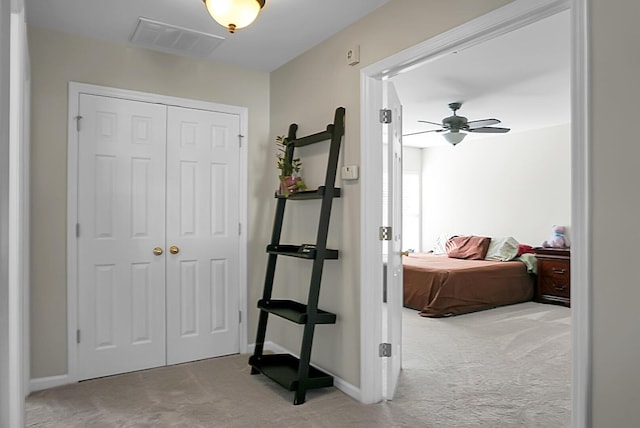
[[445, 236, 491, 260], [430, 234, 455, 254]]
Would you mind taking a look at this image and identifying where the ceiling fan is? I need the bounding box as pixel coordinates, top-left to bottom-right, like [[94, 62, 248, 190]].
[[404, 102, 510, 145]]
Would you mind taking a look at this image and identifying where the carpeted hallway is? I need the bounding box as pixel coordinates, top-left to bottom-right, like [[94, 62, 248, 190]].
[[26, 301, 571, 427]]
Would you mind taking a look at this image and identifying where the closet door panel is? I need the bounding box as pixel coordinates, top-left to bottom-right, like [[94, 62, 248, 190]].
[[165, 106, 241, 364], [77, 94, 167, 380]]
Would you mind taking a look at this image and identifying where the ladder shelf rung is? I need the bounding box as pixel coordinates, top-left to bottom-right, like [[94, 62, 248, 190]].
[[266, 244, 339, 260], [249, 353, 334, 391], [274, 186, 341, 200], [291, 125, 334, 147], [257, 299, 337, 324]]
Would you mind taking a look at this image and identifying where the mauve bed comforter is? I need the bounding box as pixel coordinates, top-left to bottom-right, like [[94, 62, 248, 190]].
[[403, 253, 534, 317]]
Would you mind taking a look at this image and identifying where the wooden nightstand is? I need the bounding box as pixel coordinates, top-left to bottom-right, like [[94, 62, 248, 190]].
[[534, 248, 571, 307]]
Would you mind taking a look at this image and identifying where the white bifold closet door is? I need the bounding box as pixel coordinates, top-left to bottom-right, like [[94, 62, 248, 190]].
[[77, 94, 240, 380], [165, 105, 240, 365]]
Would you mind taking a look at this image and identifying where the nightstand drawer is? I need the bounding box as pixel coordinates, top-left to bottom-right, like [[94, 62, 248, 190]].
[[538, 260, 570, 282], [539, 275, 570, 298]]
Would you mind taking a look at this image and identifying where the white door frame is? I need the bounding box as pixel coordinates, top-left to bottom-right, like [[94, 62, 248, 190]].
[[360, 1, 591, 426], [7, 3, 29, 426], [67, 82, 249, 383]]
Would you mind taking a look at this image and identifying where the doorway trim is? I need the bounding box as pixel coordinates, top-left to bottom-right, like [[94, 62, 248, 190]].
[[65, 82, 249, 385], [359, 0, 590, 425]]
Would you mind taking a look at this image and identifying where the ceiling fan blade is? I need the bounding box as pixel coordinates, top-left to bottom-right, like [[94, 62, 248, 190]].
[[402, 129, 444, 137], [467, 126, 510, 133], [418, 120, 443, 126], [466, 118, 500, 129]]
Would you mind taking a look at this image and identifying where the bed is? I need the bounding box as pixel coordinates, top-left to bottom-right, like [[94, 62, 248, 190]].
[[403, 252, 535, 317]]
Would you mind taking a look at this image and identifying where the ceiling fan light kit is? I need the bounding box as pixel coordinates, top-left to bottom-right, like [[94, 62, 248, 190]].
[[443, 131, 466, 146], [203, 0, 265, 33], [410, 102, 511, 146]]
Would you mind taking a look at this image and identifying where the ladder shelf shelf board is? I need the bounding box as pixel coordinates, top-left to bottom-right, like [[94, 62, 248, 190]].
[[249, 107, 345, 405], [248, 354, 334, 392], [266, 244, 339, 260], [257, 299, 337, 324], [274, 186, 341, 200]]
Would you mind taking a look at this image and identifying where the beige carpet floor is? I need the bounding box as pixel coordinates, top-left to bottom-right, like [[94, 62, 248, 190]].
[[26, 301, 571, 427]]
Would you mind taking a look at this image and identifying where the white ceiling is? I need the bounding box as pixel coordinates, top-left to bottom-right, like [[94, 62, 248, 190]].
[[395, 10, 571, 148], [24, 2, 570, 146], [24, 0, 391, 72]]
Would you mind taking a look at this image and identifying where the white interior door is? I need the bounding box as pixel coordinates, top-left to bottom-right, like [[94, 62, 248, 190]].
[[77, 94, 167, 380], [165, 106, 240, 365], [383, 80, 403, 399]]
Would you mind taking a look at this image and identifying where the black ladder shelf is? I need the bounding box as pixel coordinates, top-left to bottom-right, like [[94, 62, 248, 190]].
[[249, 107, 345, 405]]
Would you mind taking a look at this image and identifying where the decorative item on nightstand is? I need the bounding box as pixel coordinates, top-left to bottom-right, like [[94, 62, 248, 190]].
[[534, 247, 571, 307]]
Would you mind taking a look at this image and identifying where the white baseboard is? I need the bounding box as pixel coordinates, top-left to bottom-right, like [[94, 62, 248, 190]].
[[246, 341, 361, 402], [246, 340, 288, 355], [30, 374, 72, 392], [331, 374, 361, 402]]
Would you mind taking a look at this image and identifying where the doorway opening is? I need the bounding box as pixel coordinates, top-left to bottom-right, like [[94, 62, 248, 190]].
[[360, 0, 590, 425], [394, 10, 572, 422]]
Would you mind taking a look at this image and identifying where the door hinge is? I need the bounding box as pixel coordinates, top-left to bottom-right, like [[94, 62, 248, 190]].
[[238, 223, 242, 236], [76, 223, 80, 237], [379, 226, 392, 241], [238, 134, 244, 147], [75, 115, 83, 132], [379, 343, 392, 357], [239, 310, 242, 323], [379, 109, 392, 124], [76, 329, 81, 344]]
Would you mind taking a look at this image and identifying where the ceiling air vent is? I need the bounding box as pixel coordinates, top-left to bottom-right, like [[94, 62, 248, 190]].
[[130, 17, 225, 59]]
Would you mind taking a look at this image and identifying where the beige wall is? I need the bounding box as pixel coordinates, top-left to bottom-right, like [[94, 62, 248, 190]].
[[591, 1, 640, 425], [421, 125, 571, 248], [28, 26, 271, 378], [269, 0, 513, 387], [29, 1, 640, 423]]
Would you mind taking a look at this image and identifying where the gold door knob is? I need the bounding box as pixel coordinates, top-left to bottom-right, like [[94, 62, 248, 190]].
[[169, 245, 180, 255], [153, 246, 163, 256]]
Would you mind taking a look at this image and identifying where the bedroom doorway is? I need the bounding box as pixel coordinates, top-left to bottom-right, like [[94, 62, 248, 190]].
[[360, 0, 590, 424]]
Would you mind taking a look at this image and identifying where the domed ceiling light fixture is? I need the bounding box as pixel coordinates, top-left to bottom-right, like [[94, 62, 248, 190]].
[[202, 0, 266, 33], [442, 131, 466, 146]]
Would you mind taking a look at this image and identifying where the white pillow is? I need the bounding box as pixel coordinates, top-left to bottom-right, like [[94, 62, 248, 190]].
[[430, 234, 455, 255], [485, 237, 519, 261]]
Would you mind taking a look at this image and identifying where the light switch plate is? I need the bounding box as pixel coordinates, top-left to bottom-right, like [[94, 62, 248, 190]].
[[346, 45, 360, 66], [341, 165, 359, 180]]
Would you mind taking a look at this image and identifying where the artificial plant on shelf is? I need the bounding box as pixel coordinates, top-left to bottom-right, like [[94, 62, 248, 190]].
[[276, 135, 307, 197]]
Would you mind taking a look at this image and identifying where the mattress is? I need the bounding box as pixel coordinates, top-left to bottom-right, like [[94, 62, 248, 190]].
[[403, 253, 534, 317]]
